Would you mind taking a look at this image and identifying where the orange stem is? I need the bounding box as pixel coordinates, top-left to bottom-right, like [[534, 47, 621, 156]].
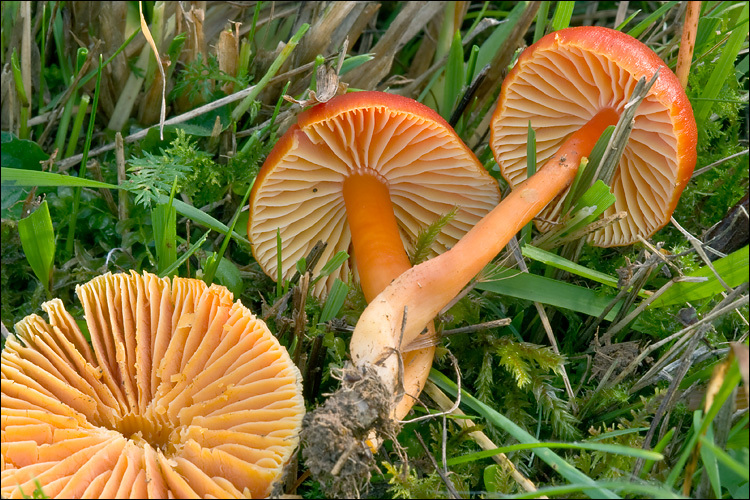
[[342, 172, 413, 303], [352, 108, 620, 371], [342, 171, 436, 422]]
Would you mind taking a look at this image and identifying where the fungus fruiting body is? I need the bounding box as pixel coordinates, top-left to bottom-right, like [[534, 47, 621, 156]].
[[1, 271, 304, 499], [248, 91, 500, 419], [352, 26, 697, 414], [249, 91, 501, 300], [491, 26, 697, 246]]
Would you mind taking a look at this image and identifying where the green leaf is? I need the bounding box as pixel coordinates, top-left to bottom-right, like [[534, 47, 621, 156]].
[[615, 9, 642, 31], [483, 464, 503, 493], [472, 2, 531, 81], [340, 54, 375, 75], [501, 480, 682, 498], [521, 122, 536, 246], [476, 266, 627, 322], [522, 244, 620, 288], [152, 202, 177, 276], [532, 1, 550, 43], [442, 29, 465, 120], [1, 132, 48, 170], [213, 257, 244, 298], [320, 278, 348, 323], [296, 257, 307, 276], [276, 228, 283, 298], [0, 168, 251, 246], [649, 245, 749, 307], [1, 167, 118, 189], [537, 180, 616, 247], [700, 427, 722, 498], [700, 435, 750, 483], [18, 200, 56, 293], [159, 231, 210, 279], [313, 251, 350, 284], [550, 1, 575, 31]]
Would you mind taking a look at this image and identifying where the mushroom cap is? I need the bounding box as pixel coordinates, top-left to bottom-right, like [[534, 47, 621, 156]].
[[490, 26, 697, 246], [1, 271, 304, 499], [249, 91, 501, 297]]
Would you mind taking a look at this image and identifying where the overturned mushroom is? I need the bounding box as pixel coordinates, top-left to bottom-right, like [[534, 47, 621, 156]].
[[248, 91, 500, 420], [303, 27, 697, 494], [490, 26, 697, 246], [1, 271, 304, 499], [353, 26, 697, 406]]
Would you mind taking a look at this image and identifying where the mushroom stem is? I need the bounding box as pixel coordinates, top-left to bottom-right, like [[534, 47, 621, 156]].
[[351, 107, 620, 390], [342, 172, 412, 303], [342, 171, 436, 420]]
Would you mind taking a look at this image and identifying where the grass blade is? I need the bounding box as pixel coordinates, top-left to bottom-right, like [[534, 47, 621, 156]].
[[1, 168, 251, 246], [447, 441, 662, 466], [158, 231, 210, 279], [65, 54, 102, 258], [320, 278, 349, 323], [626, 1, 680, 39], [430, 370, 620, 499], [18, 200, 55, 294], [694, 3, 750, 124], [550, 1, 575, 32], [648, 245, 748, 307]]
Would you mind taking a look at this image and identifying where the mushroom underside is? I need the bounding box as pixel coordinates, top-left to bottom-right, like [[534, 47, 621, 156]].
[[1, 271, 304, 499], [492, 44, 683, 246], [250, 104, 501, 296]]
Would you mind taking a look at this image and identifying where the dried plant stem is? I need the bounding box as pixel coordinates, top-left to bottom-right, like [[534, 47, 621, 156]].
[[604, 275, 706, 339], [398, 352, 461, 424], [675, 1, 701, 89], [423, 381, 543, 496], [38, 42, 100, 146], [692, 149, 749, 179], [56, 82, 262, 172], [138, 1, 167, 139], [20, 1, 32, 110], [671, 217, 734, 293], [414, 431, 461, 499], [624, 285, 749, 392], [631, 323, 708, 478]]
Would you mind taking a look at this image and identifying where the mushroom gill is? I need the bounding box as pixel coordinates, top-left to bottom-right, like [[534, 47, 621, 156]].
[[1, 271, 304, 499]]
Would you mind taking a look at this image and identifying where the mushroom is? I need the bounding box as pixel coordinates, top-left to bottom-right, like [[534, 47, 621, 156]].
[[248, 90, 500, 419], [350, 26, 696, 405], [490, 26, 698, 246], [249, 90, 501, 300], [1, 271, 304, 499]]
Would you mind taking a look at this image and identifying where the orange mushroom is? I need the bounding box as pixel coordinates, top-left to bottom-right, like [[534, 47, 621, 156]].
[[491, 26, 697, 246], [350, 26, 697, 411], [248, 90, 500, 419], [1, 271, 304, 499]]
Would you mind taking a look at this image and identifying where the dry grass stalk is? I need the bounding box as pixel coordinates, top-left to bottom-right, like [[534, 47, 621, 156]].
[[217, 28, 239, 95], [346, 1, 445, 90], [467, 1, 541, 148], [676, 1, 701, 89], [423, 381, 543, 496]]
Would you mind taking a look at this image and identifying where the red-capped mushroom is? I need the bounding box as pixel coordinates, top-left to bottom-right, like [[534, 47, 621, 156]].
[[248, 90, 500, 419], [349, 26, 697, 410], [490, 26, 697, 246]]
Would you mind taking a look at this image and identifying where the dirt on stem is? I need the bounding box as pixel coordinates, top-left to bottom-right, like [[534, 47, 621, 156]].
[[301, 363, 402, 499]]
